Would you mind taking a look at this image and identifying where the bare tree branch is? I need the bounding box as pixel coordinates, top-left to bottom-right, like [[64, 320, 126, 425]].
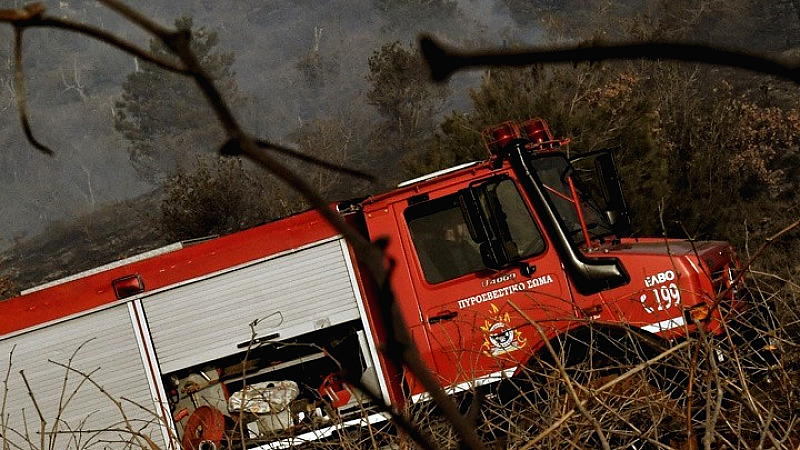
[[419, 35, 800, 84], [12, 26, 51, 155], [253, 139, 375, 182], [0, 3, 376, 182], [0, 10, 184, 73]]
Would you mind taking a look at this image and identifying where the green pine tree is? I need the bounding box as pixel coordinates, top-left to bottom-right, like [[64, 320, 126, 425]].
[[114, 17, 239, 183], [366, 41, 450, 183]]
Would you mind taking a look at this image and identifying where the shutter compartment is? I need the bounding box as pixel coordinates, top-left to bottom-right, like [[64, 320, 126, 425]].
[[143, 238, 361, 373]]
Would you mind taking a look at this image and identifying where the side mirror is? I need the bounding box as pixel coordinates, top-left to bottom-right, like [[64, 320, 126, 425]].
[[459, 180, 518, 269], [595, 152, 631, 236], [458, 188, 490, 243]]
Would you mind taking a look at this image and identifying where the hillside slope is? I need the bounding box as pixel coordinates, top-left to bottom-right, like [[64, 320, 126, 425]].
[[0, 191, 170, 293]]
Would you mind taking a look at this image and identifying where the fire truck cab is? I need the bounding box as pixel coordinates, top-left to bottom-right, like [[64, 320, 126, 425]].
[[361, 118, 740, 401]]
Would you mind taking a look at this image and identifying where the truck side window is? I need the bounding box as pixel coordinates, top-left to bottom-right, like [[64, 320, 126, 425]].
[[407, 197, 485, 284], [406, 179, 544, 284]]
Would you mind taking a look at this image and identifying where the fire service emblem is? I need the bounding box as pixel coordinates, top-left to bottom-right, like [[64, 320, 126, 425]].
[[481, 304, 527, 356]]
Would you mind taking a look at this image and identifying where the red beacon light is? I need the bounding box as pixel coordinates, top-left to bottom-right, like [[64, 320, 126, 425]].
[[482, 121, 521, 156], [519, 118, 569, 151], [520, 118, 553, 143]]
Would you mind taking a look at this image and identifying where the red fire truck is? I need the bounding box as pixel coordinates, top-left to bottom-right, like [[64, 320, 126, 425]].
[[0, 119, 748, 449]]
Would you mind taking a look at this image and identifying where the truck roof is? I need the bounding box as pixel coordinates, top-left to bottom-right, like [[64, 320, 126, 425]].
[[362, 159, 498, 211]]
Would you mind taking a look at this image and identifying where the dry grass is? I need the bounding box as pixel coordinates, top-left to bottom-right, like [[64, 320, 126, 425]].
[[354, 279, 797, 450], [0, 276, 794, 450]]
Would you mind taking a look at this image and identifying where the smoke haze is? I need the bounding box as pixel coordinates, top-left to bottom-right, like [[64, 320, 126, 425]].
[[0, 0, 537, 249]]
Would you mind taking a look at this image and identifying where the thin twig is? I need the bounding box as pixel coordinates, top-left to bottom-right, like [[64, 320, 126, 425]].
[[95, 0, 175, 38], [44, 427, 160, 450], [712, 218, 800, 314], [693, 320, 723, 450], [13, 17, 185, 73], [50, 340, 97, 450], [0, 346, 15, 450], [17, 372, 45, 450]]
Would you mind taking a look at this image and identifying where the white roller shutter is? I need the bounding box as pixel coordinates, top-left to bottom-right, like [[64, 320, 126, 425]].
[[0, 304, 166, 449], [143, 238, 362, 373]]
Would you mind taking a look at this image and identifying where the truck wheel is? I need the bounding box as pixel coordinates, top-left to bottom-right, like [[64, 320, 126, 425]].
[[497, 327, 688, 449]]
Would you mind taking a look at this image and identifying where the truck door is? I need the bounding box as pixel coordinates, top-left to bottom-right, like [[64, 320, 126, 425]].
[[399, 176, 574, 390]]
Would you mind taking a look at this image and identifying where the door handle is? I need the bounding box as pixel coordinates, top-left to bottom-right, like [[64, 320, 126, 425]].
[[428, 310, 458, 324]]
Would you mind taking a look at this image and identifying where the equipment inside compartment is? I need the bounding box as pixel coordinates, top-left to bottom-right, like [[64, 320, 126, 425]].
[[163, 321, 378, 448]]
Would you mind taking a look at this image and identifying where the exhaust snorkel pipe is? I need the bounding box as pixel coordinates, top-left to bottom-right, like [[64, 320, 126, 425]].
[[506, 140, 629, 295]]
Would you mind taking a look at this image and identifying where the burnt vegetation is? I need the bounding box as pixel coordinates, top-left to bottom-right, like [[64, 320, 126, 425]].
[[0, 0, 800, 449]]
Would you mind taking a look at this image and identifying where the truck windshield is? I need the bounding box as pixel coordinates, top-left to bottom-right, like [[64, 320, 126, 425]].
[[531, 154, 613, 244], [406, 179, 545, 284]]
